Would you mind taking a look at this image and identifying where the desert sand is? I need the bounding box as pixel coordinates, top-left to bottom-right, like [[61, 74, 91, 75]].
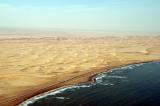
[[0, 33, 160, 106]]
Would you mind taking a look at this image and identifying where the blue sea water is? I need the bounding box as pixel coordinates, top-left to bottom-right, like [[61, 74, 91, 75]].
[[21, 62, 160, 106]]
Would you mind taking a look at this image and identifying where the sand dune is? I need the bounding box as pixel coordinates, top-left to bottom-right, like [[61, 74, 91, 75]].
[[0, 35, 160, 106]]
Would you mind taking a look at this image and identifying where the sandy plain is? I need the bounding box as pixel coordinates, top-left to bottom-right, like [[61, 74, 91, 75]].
[[0, 32, 160, 106]]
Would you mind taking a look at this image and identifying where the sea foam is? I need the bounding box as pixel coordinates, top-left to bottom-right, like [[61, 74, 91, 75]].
[[20, 62, 148, 106]]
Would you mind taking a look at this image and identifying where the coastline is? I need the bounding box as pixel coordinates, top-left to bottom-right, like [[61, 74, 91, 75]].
[[0, 36, 160, 106], [18, 60, 160, 106]]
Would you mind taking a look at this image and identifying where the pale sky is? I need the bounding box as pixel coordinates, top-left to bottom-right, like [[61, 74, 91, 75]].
[[0, 0, 160, 32]]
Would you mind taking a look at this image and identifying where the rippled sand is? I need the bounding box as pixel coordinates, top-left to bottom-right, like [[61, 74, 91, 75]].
[[0, 33, 160, 106]]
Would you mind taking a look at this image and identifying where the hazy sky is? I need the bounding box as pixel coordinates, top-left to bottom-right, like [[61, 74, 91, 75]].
[[0, 0, 160, 32]]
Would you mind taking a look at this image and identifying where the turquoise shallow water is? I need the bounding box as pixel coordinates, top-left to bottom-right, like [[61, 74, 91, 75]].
[[22, 62, 160, 106]]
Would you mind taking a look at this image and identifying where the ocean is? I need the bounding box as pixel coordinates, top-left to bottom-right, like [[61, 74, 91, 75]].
[[21, 62, 160, 106]]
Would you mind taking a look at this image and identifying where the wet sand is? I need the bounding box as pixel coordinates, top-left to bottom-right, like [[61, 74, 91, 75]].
[[0, 34, 160, 106], [19, 62, 160, 106]]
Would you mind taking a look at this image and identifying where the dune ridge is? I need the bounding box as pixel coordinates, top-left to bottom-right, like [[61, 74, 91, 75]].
[[0, 35, 160, 106]]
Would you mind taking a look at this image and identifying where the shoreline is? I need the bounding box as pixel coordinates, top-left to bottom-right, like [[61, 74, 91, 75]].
[[18, 60, 160, 106], [0, 36, 160, 106]]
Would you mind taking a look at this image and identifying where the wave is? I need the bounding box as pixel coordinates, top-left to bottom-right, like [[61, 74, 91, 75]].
[[55, 97, 70, 100], [21, 83, 95, 105], [20, 62, 157, 106]]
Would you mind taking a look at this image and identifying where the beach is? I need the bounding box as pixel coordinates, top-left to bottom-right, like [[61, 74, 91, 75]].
[[0, 34, 160, 106], [19, 62, 160, 106]]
